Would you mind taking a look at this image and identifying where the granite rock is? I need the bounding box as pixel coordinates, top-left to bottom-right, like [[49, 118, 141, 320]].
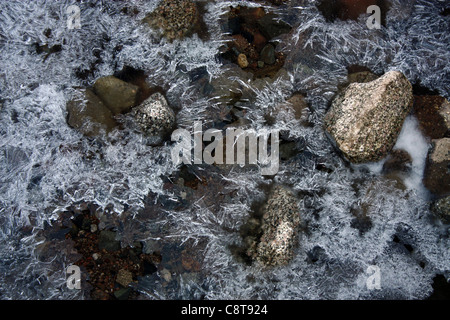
[[251, 185, 300, 267], [324, 71, 413, 163], [132, 92, 176, 137]]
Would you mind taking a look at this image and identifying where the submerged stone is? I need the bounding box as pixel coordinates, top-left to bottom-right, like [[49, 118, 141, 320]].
[[257, 13, 292, 39], [98, 230, 121, 252], [423, 138, 450, 197], [430, 196, 450, 224], [260, 44, 276, 65], [277, 93, 310, 123], [93, 76, 139, 115], [382, 149, 412, 174], [413, 95, 450, 139], [324, 71, 413, 163], [66, 88, 117, 137]]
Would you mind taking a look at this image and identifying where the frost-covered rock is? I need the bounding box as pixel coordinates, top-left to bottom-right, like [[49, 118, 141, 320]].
[[93, 76, 139, 115], [132, 92, 176, 137], [324, 71, 413, 163], [66, 88, 117, 137], [260, 44, 276, 65], [430, 196, 450, 224], [251, 185, 300, 267], [413, 95, 450, 139], [276, 93, 310, 125], [143, 0, 199, 41], [423, 138, 450, 197]]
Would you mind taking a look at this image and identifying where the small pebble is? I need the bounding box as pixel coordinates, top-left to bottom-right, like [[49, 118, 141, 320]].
[[237, 54, 249, 68], [160, 268, 172, 282]]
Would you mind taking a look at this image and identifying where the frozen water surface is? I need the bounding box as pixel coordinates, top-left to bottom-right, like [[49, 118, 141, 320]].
[[0, 0, 449, 299]]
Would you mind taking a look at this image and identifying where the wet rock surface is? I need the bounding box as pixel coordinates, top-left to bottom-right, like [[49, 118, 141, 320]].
[[430, 196, 450, 224], [275, 93, 311, 125], [66, 88, 118, 137], [93, 76, 139, 115], [423, 138, 450, 197], [324, 71, 414, 163], [382, 149, 412, 174], [413, 95, 450, 139]]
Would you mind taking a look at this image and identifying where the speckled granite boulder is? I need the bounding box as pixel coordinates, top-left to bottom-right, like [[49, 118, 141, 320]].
[[251, 185, 300, 267], [132, 92, 176, 137], [93, 76, 139, 115], [423, 138, 450, 197], [143, 0, 198, 40], [324, 71, 413, 163]]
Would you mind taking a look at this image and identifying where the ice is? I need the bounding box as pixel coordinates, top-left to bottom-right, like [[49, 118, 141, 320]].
[[0, 0, 448, 299], [393, 115, 430, 195]]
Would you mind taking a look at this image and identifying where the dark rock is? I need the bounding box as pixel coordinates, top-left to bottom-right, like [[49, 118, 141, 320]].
[[114, 287, 131, 300], [143, 0, 199, 40], [427, 274, 450, 300], [279, 142, 298, 160], [382, 149, 412, 174], [317, 0, 389, 26], [143, 260, 157, 275], [423, 138, 450, 197], [93, 76, 139, 115], [260, 44, 276, 65], [66, 88, 117, 137], [413, 95, 450, 139], [281, 94, 310, 123], [227, 16, 242, 35], [98, 230, 121, 252], [430, 196, 450, 224], [257, 13, 292, 39], [307, 246, 327, 263], [188, 66, 208, 82]]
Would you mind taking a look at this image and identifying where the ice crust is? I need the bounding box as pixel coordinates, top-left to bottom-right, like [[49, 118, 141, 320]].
[[0, 0, 448, 299]]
